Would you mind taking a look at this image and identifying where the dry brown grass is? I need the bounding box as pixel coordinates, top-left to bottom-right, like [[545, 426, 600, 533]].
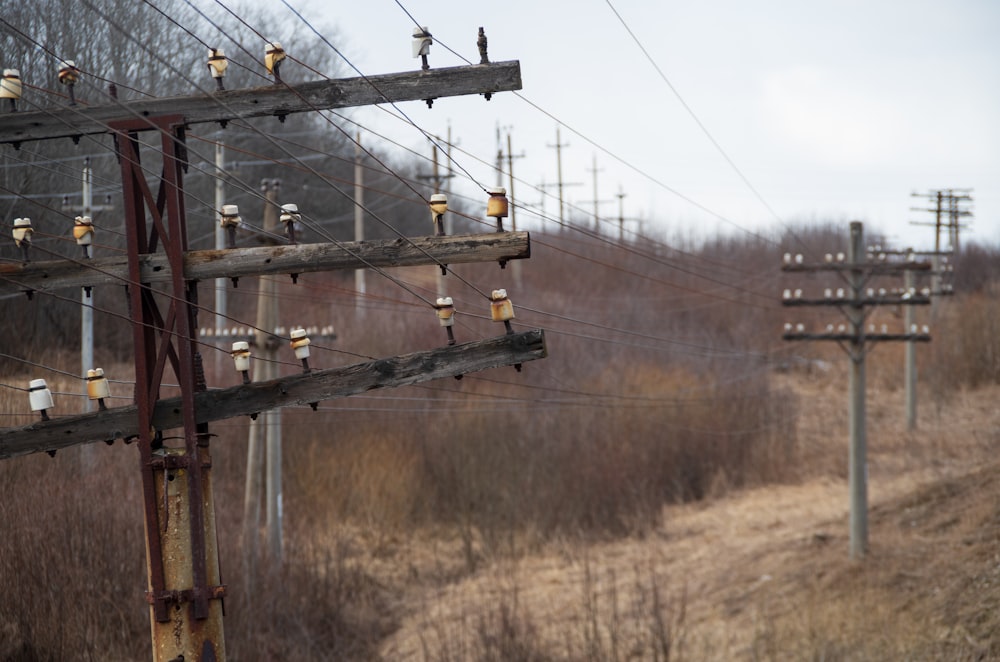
[[375, 375, 1000, 661], [2, 232, 999, 660]]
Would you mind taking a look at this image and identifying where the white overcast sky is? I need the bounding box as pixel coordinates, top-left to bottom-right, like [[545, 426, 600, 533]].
[[292, 0, 999, 248]]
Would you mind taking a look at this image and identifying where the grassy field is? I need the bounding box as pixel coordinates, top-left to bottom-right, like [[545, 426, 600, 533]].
[[376, 375, 1000, 661], [1, 231, 999, 660]]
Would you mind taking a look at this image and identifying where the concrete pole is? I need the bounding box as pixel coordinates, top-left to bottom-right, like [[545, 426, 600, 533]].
[[904, 263, 917, 430], [617, 187, 626, 243], [496, 122, 504, 189], [555, 126, 565, 225], [430, 141, 447, 299], [261, 181, 283, 563], [214, 142, 227, 335], [244, 180, 284, 569], [590, 153, 599, 231], [847, 221, 868, 559], [445, 125, 454, 237], [243, 410, 264, 578], [354, 133, 366, 311], [506, 131, 522, 288], [931, 192, 943, 317], [507, 132, 517, 232], [81, 159, 93, 411]]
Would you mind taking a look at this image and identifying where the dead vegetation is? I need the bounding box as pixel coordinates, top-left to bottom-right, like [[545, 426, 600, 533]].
[[1, 229, 999, 660]]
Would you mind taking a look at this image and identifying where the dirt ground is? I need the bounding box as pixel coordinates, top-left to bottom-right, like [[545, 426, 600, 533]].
[[370, 373, 1000, 660]]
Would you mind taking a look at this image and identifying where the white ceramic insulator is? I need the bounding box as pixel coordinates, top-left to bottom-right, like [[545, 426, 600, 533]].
[[29, 379, 54, 412]]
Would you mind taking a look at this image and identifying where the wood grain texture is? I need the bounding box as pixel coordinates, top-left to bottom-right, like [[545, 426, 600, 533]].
[[0, 62, 521, 145], [0, 329, 546, 459], [0, 231, 530, 294]]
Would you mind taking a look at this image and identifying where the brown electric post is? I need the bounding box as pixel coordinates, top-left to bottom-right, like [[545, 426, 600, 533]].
[[781, 221, 932, 559]]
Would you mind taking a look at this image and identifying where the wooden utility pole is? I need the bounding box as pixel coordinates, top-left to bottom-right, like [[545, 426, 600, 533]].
[[781, 221, 932, 559], [0, 59, 531, 662]]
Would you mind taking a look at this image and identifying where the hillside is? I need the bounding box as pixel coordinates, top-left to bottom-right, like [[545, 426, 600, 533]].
[[374, 378, 1000, 660], [2, 229, 999, 660]]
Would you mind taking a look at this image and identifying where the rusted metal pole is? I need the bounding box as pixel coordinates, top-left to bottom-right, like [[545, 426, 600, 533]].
[[148, 447, 226, 661], [113, 116, 226, 661]]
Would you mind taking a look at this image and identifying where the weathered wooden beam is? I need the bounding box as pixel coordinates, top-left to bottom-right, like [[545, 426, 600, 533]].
[[0, 62, 521, 145], [0, 231, 530, 295], [783, 332, 931, 343], [781, 296, 931, 307], [781, 262, 932, 273], [0, 329, 546, 459]]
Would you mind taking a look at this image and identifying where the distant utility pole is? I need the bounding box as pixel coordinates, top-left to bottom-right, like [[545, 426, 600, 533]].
[[616, 186, 626, 243], [910, 189, 972, 311], [214, 141, 227, 335], [445, 124, 455, 235], [585, 154, 612, 232], [419, 136, 456, 297], [354, 133, 366, 310], [904, 260, 917, 430], [506, 131, 525, 232], [244, 179, 283, 572], [62, 157, 112, 412], [946, 189, 973, 253], [495, 122, 507, 189], [781, 221, 932, 559], [865, 243, 954, 431], [548, 125, 569, 226]]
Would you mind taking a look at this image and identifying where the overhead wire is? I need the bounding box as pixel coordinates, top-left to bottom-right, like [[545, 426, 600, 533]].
[[0, 32, 442, 332], [0, 3, 804, 420], [187, 121, 781, 309], [11, 3, 784, 324], [76, 1, 494, 310], [269, 0, 787, 304], [388, 0, 787, 249], [0, 59, 760, 376]]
